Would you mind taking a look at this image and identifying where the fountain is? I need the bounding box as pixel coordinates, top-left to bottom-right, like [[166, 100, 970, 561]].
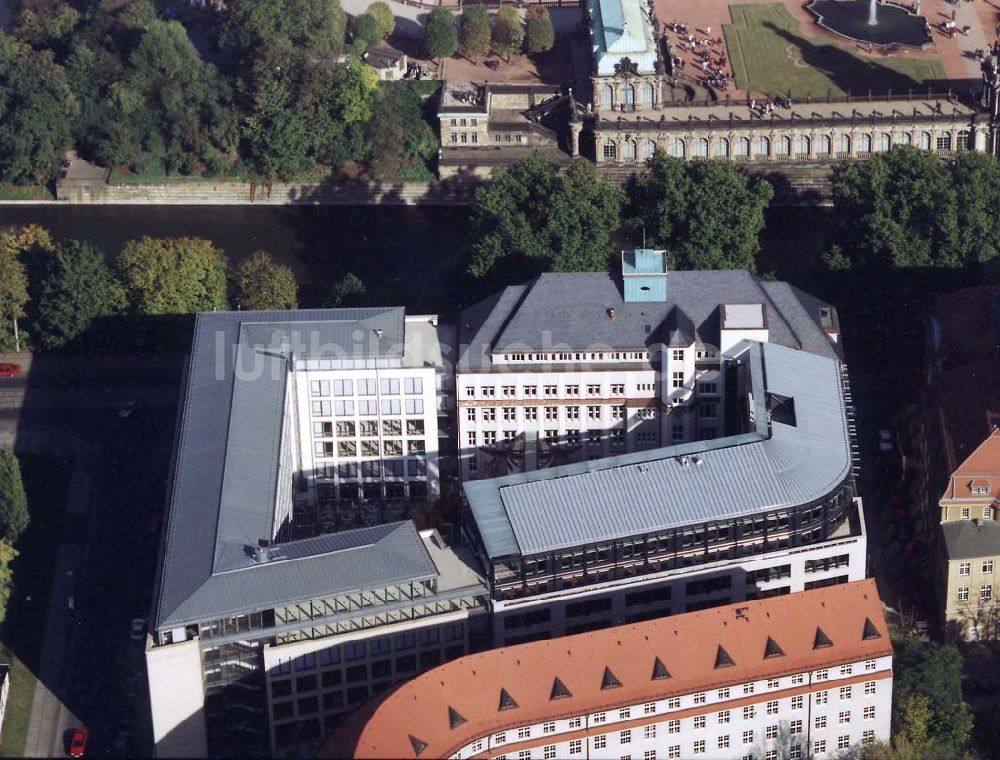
[[807, 0, 931, 47]]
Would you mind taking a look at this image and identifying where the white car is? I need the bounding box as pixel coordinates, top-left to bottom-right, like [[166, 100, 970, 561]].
[[130, 618, 147, 641], [878, 429, 894, 452]]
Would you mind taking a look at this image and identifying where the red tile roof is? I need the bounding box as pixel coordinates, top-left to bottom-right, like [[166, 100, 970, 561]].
[[322, 580, 891, 759], [940, 428, 1000, 504]]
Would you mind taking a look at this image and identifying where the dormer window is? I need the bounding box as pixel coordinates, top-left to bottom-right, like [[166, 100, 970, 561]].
[[973, 485, 991, 495]]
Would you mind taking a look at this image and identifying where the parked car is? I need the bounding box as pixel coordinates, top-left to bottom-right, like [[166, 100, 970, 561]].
[[130, 617, 147, 641], [878, 429, 894, 452], [68, 728, 87, 757], [0, 363, 21, 379]]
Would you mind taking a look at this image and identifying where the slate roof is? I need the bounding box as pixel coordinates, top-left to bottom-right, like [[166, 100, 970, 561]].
[[153, 308, 439, 632], [457, 270, 840, 372], [941, 519, 1000, 560], [323, 580, 892, 760], [464, 341, 852, 560]]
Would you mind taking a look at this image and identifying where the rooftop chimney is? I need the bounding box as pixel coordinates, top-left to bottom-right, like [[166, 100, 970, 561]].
[[607, 307, 616, 321]]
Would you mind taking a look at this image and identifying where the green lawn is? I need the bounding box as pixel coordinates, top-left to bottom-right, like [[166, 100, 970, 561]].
[[0, 456, 69, 757], [723, 4, 946, 99], [0, 184, 55, 201]]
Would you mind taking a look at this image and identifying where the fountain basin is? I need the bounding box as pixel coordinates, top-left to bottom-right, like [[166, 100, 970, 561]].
[[807, 0, 932, 47]]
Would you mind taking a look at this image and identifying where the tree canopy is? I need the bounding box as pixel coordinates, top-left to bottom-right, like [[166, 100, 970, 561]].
[[493, 6, 524, 59], [236, 251, 299, 310], [0, 539, 16, 626], [892, 637, 973, 753], [367, 82, 438, 181], [0, 32, 76, 184], [352, 13, 384, 54], [525, 12, 554, 55], [327, 272, 367, 307], [0, 226, 47, 350], [221, 0, 347, 57], [0, 449, 29, 546], [367, 2, 395, 39], [468, 152, 625, 281], [30, 239, 126, 349], [425, 8, 458, 60], [628, 153, 774, 271], [459, 6, 491, 61], [117, 237, 230, 314]]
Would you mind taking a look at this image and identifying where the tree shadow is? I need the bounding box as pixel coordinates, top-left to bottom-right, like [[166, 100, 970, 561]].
[[763, 22, 951, 97]]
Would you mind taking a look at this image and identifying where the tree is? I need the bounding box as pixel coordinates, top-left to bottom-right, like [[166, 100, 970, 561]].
[[628, 153, 774, 271], [459, 6, 491, 62], [468, 152, 625, 281], [222, 0, 347, 57], [367, 2, 395, 39], [30, 240, 126, 350], [0, 32, 77, 184], [236, 251, 299, 310], [327, 272, 367, 307], [353, 13, 383, 53], [117, 237, 230, 314], [242, 70, 314, 180], [0, 449, 29, 546], [525, 12, 554, 55], [12, 0, 80, 50], [0, 225, 51, 351], [424, 8, 458, 60], [949, 150, 1000, 266], [493, 6, 523, 60], [892, 637, 973, 752], [830, 146, 961, 269], [367, 82, 438, 181], [0, 540, 17, 627]]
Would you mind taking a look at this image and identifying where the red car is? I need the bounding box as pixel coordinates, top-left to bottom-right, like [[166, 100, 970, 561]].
[[0, 363, 21, 379], [68, 728, 87, 757]]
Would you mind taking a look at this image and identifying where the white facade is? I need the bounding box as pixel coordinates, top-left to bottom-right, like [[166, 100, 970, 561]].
[[145, 637, 209, 758], [449, 655, 893, 760], [494, 502, 867, 644]]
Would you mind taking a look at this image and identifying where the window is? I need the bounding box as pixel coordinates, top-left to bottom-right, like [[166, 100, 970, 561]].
[[568, 717, 582, 729], [517, 751, 529, 760], [566, 406, 580, 420], [593, 735, 606, 750], [766, 700, 778, 715], [310, 380, 330, 396], [667, 698, 680, 710], [643, 702, 656, 716], [813, 739, 826, 754], [312, 401, 331, 417], [713, 137, 729, 158], [790, 748, 803, 760], [864, 705, 875, 720], [962, 506, 971, 519], [766, 725, 778, 739], [620, 729, 631, 743], [667, 719, 680, 733], [742, 706, 755, 720], [838, 735, 850, 750], [644, 140, 657, 159], [734, 137, 750, 157], [693, 740, 705, 754], [838, 710, 850, 724], [518, 727, 530, 740], [588, 405, 601, 420], [668, 747, 680, 759], [791, 696, 803, 709], [592, 712, 606, 725], [985, 560, 995, 573], [791, 673, 805, 685], [982, 584, 993, 601], [542, 722, 555, 734], [718, 710, 730, 724], [865, 680, 876, 695], [742, 730, 754, 745], [525, 408, 537, 421], [815, 716, 827, 729], [569, 740, 582, 755], [790, 719, 803, 734], [960, 562, 971, 576], [544, 746, 556, 760], [603, 141, 617, 159], [839, 686, 852, 700], [717, 687, 730, 699], [959, 586, 970, 601], [865, 659, 877, 671], [743, 682, 755, 695], [718, 735, 730, 749], [672, 371, 684, 389], [693, 692, 706, 705], [644, 753, 655, 760], [937, 133, 952, 151], [693, 715, 705, 729], [986, 506, 994, 519], [815, 669, 828, 681], [815, 690, 828, 705]]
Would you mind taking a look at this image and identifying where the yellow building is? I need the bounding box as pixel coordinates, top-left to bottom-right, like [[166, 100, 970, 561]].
[[939, 428, 1000, 640]]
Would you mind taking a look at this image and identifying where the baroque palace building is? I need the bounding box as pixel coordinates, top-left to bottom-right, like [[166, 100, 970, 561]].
[[321, 580, 893, 760], [438, 0, 1000, 174]]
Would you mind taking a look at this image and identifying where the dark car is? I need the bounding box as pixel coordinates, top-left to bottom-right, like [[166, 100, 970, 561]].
[[0, 363, 21, 378], [68, 728, 87, 757]]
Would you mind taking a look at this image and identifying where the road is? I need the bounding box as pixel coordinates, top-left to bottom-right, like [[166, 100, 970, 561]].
[[1, 352, 183, 758]]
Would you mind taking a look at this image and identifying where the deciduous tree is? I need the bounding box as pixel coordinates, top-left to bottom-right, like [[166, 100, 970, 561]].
[[0, 539, 17, 626], [0, 449, 29, 546], [0, 226, 50, 351], [459, 5, 491, 62], [492, 6, 523, 60], [327, 272, 367, 307], [367, 2, 395, 39], [468, 152, 625, 281], [117, 237, 230, 314], [628, 153, 773, 271], [236, 251, 299, 310], [352, 13, 383, 53], [30, 239, 126, 350], [424, 8, 457, 60], [525, 12, 554, 55]]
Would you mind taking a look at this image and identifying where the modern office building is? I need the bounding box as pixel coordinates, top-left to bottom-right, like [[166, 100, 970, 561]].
[[457, 250, 841, 481], [322, 579, 893, 760], [939, 427, 1000, 640], [146, 309, 488, 759]]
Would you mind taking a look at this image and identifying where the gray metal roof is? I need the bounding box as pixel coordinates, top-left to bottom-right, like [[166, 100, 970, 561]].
[[154, 308, 438, 632], [464, 341, 852, 559], [457, 270, 840, 371], [941, 519, 1000, 561]]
